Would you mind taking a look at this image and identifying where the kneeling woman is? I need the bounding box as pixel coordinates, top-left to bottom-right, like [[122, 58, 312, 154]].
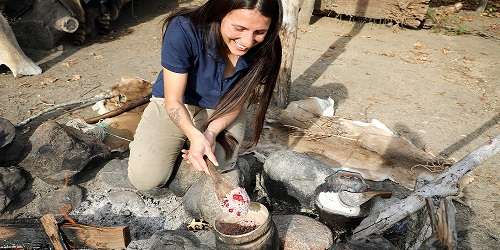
[[128, 0, 282, 195]]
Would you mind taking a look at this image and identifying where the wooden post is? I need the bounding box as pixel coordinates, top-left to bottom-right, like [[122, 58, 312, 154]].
[[276, 0, 301, 108]]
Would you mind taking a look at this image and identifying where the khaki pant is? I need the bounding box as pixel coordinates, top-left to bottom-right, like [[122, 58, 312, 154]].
[[128, 98, 246, 191]]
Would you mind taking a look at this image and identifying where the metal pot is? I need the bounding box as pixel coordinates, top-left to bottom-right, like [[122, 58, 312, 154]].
[[314, 170, 369, 231]]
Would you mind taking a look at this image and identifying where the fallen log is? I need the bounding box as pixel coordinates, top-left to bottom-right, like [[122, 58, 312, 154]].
[[315, 0, 430, 28], [352, 135, 500, 238], [0, 217, 130, 249]]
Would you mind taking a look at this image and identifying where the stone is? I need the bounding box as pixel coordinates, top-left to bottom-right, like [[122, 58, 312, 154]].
[[108, 190, 145, 210], [38, 185, 83, 214], [0, 137, 25, 166], [96, 158, 135, 189], [235, 154, 262, 193], [263, 150, 338, 208], [20, 121, 110, 185], [149, 230, 215, 250], [273, 214, 333, 250], [0, 166, 26, 212]]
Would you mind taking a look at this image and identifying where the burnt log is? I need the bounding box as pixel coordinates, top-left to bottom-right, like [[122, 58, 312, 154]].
[[315, 0, 430, 28], [0, 217, 130, 249], [0, 219, 52, 249]]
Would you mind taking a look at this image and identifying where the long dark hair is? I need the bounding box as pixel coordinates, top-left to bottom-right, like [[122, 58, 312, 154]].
[[162, 0, 282, 158]]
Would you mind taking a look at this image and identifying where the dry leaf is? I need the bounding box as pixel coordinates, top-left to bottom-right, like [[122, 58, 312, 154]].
[[380, 52, 396, 57], [62, 59, 78, 68], [69, 75, 81, 81], [41, 77, 58, 85], [414, 41, 424, 50]]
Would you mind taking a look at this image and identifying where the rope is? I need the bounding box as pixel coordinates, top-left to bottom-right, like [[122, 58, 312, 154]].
[[65, 118, 132, 142]]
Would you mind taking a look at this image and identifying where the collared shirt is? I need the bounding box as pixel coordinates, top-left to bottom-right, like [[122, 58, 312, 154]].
[[152, 16, 252, 109]]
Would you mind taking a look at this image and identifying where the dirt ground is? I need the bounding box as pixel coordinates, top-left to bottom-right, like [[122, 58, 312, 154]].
[[0, 0, 498, 248]]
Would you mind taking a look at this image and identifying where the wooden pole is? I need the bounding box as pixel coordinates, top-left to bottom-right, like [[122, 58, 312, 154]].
[[276, 0, 301, 108]]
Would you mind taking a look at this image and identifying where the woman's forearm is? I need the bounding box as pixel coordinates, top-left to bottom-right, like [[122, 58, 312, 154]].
[[165, 100, 202, 140], [206, 107, 242, 135]]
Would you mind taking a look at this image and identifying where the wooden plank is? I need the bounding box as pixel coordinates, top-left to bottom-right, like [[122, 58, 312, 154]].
[[60, 223, 130, 249], [315, 0, 430, 28], [0, 218, 130, 249]]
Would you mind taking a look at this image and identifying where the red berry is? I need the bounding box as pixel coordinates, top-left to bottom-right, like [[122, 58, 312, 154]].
[[232, 194, 244, 202]]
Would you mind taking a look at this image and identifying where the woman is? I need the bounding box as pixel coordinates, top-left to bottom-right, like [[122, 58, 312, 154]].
[[128, 0, 282, 194]]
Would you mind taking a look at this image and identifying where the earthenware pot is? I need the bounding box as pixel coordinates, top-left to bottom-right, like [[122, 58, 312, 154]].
[[214, 202, 279, 250]]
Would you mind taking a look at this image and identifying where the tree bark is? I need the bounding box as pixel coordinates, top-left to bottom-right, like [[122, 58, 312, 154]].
[[352, 135, 500, 238], [276, 0, 302, 108]]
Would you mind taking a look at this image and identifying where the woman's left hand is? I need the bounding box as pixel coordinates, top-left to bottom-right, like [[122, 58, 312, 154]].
[[181, 129, 217, 164]]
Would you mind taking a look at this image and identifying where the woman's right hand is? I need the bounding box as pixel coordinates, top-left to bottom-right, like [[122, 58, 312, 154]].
[[181, 131, 219, 175]]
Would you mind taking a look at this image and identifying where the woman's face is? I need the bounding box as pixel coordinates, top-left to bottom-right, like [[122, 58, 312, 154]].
[[220, 8, 271, 57]]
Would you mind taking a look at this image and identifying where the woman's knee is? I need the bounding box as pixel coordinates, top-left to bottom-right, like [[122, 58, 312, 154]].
[[127, 160, 172, 191]]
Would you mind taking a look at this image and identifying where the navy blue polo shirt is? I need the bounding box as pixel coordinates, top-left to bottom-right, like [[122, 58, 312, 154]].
[[152, 16, 252, 109]]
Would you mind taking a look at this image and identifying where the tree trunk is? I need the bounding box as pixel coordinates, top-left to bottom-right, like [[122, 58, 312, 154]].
[[275, 0, 302, 108]]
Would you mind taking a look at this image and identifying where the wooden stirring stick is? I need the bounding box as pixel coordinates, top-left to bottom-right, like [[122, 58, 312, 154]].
[[205, 159, 250, 217]]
